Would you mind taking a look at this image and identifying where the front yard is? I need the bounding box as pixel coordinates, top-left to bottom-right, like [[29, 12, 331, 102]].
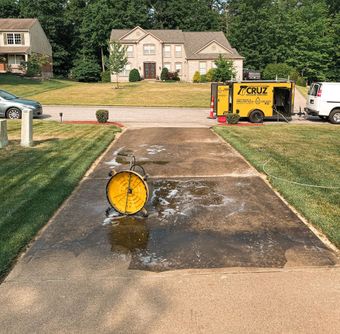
[[0, 74, 211, 108], [0, 121, 120, 279], [214, 124, 340, 248]]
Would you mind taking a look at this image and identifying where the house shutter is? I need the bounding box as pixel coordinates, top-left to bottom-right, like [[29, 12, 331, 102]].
[[3, 33, 7, 45], [21, 33, 25, 45]]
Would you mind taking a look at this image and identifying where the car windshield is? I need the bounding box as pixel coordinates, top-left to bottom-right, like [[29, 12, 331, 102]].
[[0, 90, 17, 100]]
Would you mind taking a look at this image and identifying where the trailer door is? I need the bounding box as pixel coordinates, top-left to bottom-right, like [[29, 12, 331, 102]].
[[217, 85, 230, 116]]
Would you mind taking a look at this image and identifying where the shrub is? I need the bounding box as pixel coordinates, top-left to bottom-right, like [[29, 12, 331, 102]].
[[161, 67, 169, 81], [262, 63, 294, 80], [129, 68, 141, 82], [72, 56, 101, 82], [101, 70, 110, 82], [96, 109, 109, 123], [20, 54, 50, 77], [206, 68, 215, 82], [200, 74, 207, 83], [168, 71, 180, 81], [226, 111, 240, 124], [193, 71, 201, 83], [213, 54, 236, 82]]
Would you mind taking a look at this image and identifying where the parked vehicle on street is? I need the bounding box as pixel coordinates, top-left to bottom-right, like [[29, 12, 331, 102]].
[[305, 82, 340, 124], [0, 89, 43, 119]]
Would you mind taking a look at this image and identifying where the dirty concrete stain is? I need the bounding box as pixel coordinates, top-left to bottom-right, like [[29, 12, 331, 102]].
[[107, 179, 337, 272]]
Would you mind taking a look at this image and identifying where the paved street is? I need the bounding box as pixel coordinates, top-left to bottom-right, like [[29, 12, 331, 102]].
[[0, 127, 339, 333]]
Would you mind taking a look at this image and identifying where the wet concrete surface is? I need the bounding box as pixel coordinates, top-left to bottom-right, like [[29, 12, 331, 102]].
[[7, 128, 337, 282]]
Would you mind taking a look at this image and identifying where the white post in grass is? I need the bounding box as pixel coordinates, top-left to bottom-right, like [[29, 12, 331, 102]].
[[0, 119, 8, 148], [21, 108, 33, 147]]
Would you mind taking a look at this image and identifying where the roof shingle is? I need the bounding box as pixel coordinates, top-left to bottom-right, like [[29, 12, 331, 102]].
[[0, 18, 37, 30]]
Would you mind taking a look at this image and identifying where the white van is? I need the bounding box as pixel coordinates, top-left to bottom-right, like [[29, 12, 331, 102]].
[[305, 82, 340, 124]]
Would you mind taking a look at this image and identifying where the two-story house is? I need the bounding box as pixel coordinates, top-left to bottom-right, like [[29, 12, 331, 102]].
[[110, 26, 243, 82], [0, 18, 52, 77]]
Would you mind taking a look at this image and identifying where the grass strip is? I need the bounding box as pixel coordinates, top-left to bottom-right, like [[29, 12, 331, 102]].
[[0, 120, 120, 279], [214, 124, 340, 248]]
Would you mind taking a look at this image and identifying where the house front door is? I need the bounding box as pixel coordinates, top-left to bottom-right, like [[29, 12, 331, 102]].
[[144, 63, 156, 79]]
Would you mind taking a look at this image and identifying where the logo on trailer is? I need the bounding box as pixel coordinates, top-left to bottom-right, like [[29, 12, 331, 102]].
[[238, 85, 268, 96]]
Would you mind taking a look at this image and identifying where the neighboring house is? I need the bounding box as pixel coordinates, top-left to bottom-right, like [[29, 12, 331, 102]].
[[110, 26, 243, 82], [0, 18, 52, 77]]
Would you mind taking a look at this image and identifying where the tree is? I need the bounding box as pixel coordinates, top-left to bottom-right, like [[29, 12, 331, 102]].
[[0, 0, 20, 17], [19, 0, 71, 75], [213, 54, 236, 81], [262, 63, 294, 80], [106, 41, 128, 88], [71, 55, 101, 82]]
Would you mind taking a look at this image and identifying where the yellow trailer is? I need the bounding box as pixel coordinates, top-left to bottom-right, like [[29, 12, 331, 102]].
[[215, 80, 295, 123]]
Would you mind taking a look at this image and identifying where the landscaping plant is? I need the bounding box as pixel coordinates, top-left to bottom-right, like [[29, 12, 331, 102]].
[[72, 56, 101, 82], [226, 111, 240, 124], [105, 41, 128, 89], [96, 109, 109, 123], [161, 67, 169, 81], [213, 55, 236, 82], [193, 71, 201, 83], [129, 68, 141, 82]]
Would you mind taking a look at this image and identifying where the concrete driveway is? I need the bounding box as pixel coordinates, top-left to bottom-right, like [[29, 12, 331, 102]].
[[1, 127, 339, 333]]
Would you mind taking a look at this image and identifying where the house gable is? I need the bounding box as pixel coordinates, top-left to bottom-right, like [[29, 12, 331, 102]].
[[197, 40, 231, 55], [121, 27, 147, 41]]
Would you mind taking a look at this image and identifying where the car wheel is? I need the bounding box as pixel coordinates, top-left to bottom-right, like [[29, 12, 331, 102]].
[[6, 107, 22, 119], [329, 109, 340, 124], [249, 109, 264, 123]]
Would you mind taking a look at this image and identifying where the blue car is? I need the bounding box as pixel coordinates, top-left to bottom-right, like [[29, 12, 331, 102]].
[[0, 89, 43, 119]]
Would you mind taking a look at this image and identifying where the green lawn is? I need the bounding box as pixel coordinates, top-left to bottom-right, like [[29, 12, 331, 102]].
[[297, 85, 308, 98], [0, 74, 210, 107], [0, 121, 120, 279], [0, 73, 73, 98], [214, 125, 340, 248]]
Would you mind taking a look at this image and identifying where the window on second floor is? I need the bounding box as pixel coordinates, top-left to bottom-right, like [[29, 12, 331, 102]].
[[143, 44, 156, 55], [6, 33, 23, 45], [163, 45, 171, 58], [175, 45, 182, 58], [127, 45, 134, 57]]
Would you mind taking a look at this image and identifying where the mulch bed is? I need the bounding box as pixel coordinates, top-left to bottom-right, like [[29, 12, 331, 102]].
[[216, 123, 264, 127], [63, 121, 124, 128]]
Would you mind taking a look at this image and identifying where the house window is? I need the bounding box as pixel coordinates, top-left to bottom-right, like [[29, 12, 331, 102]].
[[8, 55, 25, 65], [6, 33, 22, 45], [122, 63, 131, 76], [127, 45, 134, 58], [143, 44, 156, 55], [175, 45, 182, 58], [163, 63, 171, 71], [175, 62, 182, 74], [212, 61, 217, 69], [163, 45, 171, 58], [199, 61, 207, 75]]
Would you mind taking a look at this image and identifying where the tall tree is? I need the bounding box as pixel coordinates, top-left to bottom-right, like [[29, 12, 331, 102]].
[[19, 0, 71, 75], [149, 0, 222, 30], [0, 0, 20, 17]]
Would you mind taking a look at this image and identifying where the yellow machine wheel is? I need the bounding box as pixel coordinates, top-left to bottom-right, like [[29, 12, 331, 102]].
[[106, 170, 149, 215]]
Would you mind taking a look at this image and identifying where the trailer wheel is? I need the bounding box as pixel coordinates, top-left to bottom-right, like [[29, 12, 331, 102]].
[[249, 109, 264, 123], [329, 109, 340, 124]]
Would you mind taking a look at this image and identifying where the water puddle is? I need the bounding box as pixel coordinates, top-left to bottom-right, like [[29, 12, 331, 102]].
[[106, 179, 324, 271]]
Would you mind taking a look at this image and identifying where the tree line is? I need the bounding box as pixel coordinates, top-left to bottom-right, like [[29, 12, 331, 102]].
[[1, 0, 339, 81]]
